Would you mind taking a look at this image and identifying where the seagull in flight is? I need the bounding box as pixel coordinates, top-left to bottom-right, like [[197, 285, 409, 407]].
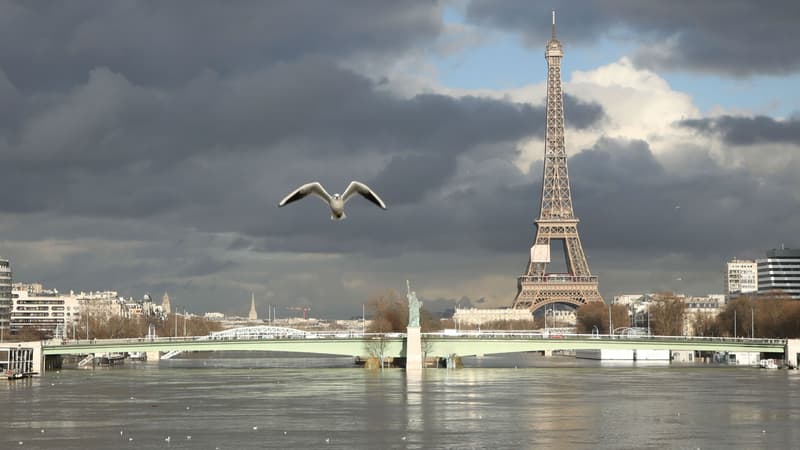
[[279, 181, 387, 220]]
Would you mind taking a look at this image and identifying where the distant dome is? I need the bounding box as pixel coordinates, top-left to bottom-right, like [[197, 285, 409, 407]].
[[143, 293, 152, 302]]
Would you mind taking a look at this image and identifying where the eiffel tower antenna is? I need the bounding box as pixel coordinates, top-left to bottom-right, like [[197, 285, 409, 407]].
[[512, 10, 603, 313]]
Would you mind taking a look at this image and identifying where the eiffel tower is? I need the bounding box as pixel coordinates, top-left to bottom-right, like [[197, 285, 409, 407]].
[[512, 11, 603, 313]]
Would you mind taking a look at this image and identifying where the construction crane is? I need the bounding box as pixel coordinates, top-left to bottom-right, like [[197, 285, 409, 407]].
[[286, 306, 312, 320]]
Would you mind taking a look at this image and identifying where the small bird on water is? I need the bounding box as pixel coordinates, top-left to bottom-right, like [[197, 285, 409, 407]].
[[279, 181, 387, 220]]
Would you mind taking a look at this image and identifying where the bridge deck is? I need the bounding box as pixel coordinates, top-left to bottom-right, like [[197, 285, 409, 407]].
[[43, 333, 786, 359]]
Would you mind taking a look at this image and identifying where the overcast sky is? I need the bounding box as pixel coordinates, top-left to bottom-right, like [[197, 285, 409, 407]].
[[1, 1, 799, 318]]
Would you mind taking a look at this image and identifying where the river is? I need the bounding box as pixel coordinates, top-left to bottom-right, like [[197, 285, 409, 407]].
[[2, 353, 799, 449]]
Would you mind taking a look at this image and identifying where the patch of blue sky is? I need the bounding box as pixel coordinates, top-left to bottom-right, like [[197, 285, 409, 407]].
[[661, 72, 800, 118], [439, 5, 798, 118], [434, 30, 635, 91]]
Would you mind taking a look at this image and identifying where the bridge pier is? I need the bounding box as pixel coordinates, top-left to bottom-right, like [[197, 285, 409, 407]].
[[146, 351, 161, 362], [786, 339, 800, 368], [406, 326, 422, 374]]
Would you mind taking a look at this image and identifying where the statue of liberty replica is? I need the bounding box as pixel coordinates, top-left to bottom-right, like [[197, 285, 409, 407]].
[[407, 280, 422, 328], [406, 280, 423, 372]]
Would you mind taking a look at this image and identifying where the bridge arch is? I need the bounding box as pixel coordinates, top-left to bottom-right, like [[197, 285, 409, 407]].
[[209, 326, 308, 339]]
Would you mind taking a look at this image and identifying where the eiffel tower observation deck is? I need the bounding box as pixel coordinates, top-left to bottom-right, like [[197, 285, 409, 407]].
[[512, 11, 604, 313]]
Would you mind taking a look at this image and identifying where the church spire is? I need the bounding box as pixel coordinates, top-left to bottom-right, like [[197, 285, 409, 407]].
[[248, 293, 258, 321]]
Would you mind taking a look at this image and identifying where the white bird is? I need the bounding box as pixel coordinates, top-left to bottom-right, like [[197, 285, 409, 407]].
[[278, 181, 387, 220]]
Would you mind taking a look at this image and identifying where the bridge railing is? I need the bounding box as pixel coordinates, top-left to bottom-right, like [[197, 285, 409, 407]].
[[420, 331, 786, 345], [43, 331, 786, 348], [43, 331, 405, 347]]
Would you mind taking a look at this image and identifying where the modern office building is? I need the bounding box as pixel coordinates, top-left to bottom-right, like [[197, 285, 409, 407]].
[[726, 258, 758, 299], [757, 247, 800, 299], [0, 258, 11, 337]]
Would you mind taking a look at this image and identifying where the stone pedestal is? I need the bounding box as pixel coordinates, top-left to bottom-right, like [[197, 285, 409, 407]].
[[406, 326, 422, 374]]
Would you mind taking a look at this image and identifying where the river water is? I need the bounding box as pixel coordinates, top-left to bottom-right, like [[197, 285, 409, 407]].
[[2, 353, 800, 449]]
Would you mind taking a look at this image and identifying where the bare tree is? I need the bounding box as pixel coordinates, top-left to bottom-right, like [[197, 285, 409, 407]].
[[649, 296, 686, 336]]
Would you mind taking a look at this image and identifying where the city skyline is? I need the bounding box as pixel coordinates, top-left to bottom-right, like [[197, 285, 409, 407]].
[[1, 2, 799, 317]]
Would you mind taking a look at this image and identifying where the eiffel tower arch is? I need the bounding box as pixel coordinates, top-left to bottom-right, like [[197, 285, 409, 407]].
[[512, 11, 604, 314]]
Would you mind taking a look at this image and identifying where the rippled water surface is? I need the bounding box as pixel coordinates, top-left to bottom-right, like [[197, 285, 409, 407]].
[[2, 353, 800, 449]]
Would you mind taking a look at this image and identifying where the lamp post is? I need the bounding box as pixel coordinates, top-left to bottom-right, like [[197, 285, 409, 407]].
[[174, 306, 178, 337], [545, 306, 548, 334], [183, 308, 187, 337], [608, 303, 613, 336], [733, 309, 737, 339], [750, 306, 754, 338], [362, 304, 365, 335]]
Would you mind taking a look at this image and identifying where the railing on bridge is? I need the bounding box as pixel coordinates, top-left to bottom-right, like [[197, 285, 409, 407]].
[[419, 330, 785, 346], [44, 330, 398, 348], [45, 330, 785, 348]]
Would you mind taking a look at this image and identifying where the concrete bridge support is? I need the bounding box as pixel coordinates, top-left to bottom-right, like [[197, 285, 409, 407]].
[[406, 326, 422, 374], [786, 339, 800, 368]]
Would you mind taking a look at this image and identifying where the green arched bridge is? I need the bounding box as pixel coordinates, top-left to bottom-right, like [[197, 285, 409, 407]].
[[44, 326, 787, 360]]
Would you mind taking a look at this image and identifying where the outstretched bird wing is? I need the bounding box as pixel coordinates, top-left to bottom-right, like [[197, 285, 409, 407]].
[[278, 182, 332, 207], [342, 181, 387, 209]]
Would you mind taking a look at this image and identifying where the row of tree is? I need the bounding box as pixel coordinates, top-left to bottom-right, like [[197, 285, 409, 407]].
[[4, 313, 223, 341], [366, 290, 441, 333], [575, 292, 800, 338], [359, 287, 800, 339]]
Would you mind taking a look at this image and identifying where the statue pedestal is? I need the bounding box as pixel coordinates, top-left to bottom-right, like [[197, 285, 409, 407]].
[[406, 326, 422, 374]]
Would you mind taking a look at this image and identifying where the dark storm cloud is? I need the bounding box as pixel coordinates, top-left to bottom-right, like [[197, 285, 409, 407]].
[[0, 1, 443, 91], [465, 0, 800, 76], [569, 137, 800, 256], [679, 115, 800, 146], [177, 259, 238, 278], [0, 57, 605, 218]]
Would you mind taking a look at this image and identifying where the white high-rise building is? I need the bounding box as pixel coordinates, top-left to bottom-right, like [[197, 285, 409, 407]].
[[0, 258, 11, 336], [726, 259, 758, 298], [11, 286, 82, 338], [757, 248, 800, 299]]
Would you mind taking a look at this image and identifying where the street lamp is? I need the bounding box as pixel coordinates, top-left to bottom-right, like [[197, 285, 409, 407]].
[[750, 306, 754, 338], [608, 303, 613, 336]]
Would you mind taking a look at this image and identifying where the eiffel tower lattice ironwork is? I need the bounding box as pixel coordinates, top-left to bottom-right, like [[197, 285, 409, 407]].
[[512, 11, 603, 313]]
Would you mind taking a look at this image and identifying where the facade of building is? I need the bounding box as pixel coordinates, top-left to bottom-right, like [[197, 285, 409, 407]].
[[757, 248, 800, 299], [683, 294, 726, 336], [11, 286, 82, 337], [726, 259, 758, 299], [453, 308, 533, 327], [0, 258, 11, 337]]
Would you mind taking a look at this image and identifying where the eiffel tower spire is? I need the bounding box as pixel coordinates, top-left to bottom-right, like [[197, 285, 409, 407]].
[[512, 11, 603, 313]]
